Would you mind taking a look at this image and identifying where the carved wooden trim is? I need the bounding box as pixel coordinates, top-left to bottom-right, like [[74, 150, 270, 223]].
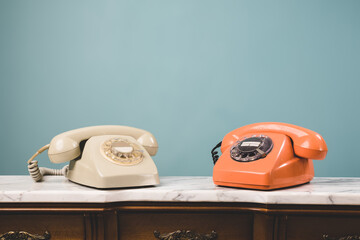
[[323, 234, 360, 240], [4, 202, 360, 216], [0, 231, 50, 240], [154, 230, 217, 240]]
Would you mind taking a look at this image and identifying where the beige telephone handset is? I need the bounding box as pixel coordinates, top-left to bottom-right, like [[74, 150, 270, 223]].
[[27, 126, 159, 188]]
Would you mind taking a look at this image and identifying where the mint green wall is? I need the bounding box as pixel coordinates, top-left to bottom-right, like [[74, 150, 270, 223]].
[[0, 0, 359, 177]]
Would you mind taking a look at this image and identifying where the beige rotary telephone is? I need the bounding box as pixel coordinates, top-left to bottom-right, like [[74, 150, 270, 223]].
[[27, 126, 159, 188]]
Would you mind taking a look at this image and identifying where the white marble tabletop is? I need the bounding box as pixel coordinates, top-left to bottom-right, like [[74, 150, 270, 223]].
[[0, 176, 360, 205]]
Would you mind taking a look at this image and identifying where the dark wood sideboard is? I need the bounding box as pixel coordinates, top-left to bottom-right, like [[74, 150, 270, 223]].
[[1, 201, 360, 240]]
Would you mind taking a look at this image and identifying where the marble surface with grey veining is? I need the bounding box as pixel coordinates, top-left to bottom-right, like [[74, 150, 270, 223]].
[[1, 176, 360, 205]]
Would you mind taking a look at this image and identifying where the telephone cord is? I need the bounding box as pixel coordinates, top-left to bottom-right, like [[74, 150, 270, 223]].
[[27, 144, 69, 182], [211, 141, 222, 164]]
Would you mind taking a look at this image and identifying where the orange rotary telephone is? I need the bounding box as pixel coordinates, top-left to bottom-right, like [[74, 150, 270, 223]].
[[211, 122, 328, 190]]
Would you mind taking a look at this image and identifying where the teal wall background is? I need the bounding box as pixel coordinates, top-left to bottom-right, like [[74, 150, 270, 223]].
[[0, 0, 359, 177]]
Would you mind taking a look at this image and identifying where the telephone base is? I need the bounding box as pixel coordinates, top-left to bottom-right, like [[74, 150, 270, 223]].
[[65, 135, 160, 189], [67, 176, 160, 189], [213, 179, 312, 191]]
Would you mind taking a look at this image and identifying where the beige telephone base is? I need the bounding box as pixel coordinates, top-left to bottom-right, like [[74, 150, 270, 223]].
[[66, 135, 159, 189]]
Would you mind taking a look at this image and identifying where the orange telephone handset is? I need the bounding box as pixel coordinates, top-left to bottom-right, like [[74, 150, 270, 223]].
[[212, 122, 328, 190]]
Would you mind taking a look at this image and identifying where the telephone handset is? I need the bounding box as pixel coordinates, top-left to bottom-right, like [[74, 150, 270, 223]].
[[211, 122, 328, 190], [28, 126, 159, 188]]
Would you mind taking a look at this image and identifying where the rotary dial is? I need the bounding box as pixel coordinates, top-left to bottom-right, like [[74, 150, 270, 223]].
[[102, 138, 144, 165], [230, 135, 273, 162]]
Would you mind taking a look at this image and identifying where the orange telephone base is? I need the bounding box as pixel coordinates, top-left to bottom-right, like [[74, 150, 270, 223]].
[[212, 123, 327, 190], [213, 180, 311, 190]]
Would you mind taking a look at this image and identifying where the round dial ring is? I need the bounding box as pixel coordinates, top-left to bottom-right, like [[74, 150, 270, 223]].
[[102, 138, 144, 165], [230, 135, 273, 162]]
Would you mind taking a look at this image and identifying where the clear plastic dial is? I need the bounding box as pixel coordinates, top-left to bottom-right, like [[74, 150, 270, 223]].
[[102, 138, 144, 166]]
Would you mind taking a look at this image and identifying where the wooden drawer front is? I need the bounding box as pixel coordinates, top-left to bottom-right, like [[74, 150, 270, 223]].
[[0, 213, 85, 240], [283, 215, 360, 240], [118, 212, 253, 240]]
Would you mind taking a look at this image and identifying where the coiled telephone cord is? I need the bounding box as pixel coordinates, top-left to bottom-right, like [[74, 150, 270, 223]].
[[27, 144, 68, 182], [211, 141, 222, 164]]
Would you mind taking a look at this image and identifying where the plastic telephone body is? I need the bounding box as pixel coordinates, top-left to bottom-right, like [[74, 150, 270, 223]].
[[67, 135, 159, 189], [213, 122, 328, 190], [47, 126, 159, 189]]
